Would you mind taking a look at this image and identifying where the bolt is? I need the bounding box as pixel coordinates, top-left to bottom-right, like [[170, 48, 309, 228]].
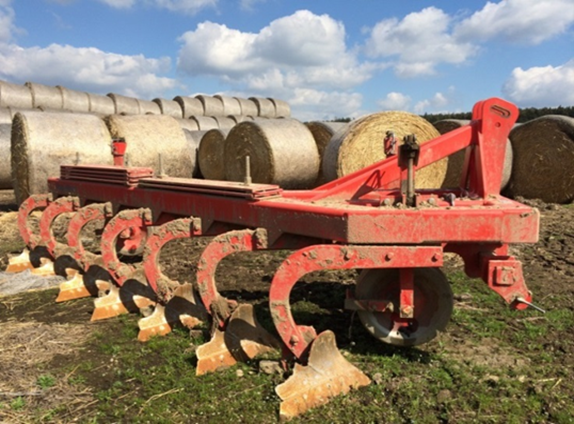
[[431, 253, 439, 262], [385, 252, 394, 261], [289, 335, 299, 346]]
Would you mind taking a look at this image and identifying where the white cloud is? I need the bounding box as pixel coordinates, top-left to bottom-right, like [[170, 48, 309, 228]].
[[377, 92, 412, 111], [364, 7, 478, 78], [376, 89, 458, 114], [0, 1, 17, 44], [455, 0, 574, 45], [502, 59, 574, 107], [98, 0, 135, 8], [0, 43, 177, 99], [414, 92, 450, 114], [97, 0, 217, 14], [288, 88, 363, 121]]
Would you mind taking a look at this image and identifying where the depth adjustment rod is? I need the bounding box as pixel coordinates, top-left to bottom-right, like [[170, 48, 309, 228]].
[[399, 134, 420, 207]]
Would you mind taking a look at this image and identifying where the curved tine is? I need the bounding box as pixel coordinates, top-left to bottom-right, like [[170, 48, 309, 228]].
[[38, 196, 78, 258], [17, 194, 51, 250]]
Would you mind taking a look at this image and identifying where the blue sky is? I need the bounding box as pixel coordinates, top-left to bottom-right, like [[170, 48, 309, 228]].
[[0, 0, 573, 120]]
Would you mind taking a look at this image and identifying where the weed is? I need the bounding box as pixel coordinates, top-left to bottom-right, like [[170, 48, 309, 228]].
[[10, 397, 25, 411], [37, 374, 56, 389]]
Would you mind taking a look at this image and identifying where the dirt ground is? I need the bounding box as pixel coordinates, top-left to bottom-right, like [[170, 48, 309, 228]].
[[0, 189, 573, 422]]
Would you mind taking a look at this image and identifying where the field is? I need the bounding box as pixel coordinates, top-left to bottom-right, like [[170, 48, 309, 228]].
[[0, 189, 573, 423]]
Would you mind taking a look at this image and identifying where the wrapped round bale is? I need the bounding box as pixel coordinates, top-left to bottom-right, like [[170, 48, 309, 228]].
[[434, 119, 513, 190], [0, 124, 12, 189], [268, 98, 291, 118], [11, 111, 113, 203], [224, 119, 319, 189], [249, 97, 275, 118], [138, 99, 161, 115], [174, 96, 204, 118], [57, 86, 90, 112], [174, 118, 200, 132], [107, 93, 141, 115], [235, 97, 258, 116], [153, 98, 183, 118], [504, 115, 574, 203], [191, 116, 219, 131], [214, 95, 242, 116], [25, 82, 63, 110], [198, 128, 231, 181], [196, 95, 224, 116], [88, 93, 116, 115], [305, 121, 346, 186], [322, 111, 446, 188], [0, 81, 33, 109], [105, 115, 192, 178], [214, 116, 236, 130]]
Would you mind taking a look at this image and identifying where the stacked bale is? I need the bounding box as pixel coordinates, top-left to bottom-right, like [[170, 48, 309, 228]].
[[0, 81, 33, 109], [268, 98, 291, 118], [174, 96, 204, 118], [57, 86, 90, 113], [305, 121, 346, 186], [504, 115, 574, 203], [191, 116, 219, 131], [152, 98, 183, 118], [88, 93, 116, 115], [175, 118, 200, 132], [213, 116, 236, 130], [196, 95, 224, 116], [182, 130, 205, 177], [105, 114, 192, 178], [11, 111, 113, 203], [224, 119, 319, 189], [0, 123, 11, 188], [137, 99, 161, 115], [235, 97, 258, 116], [198, 129, 230, 181], [214, 95, 242, 116], [249, 97, 276, 118], [25, 82, 63, 110], [107, 93, 141, 115], [322, 111, 446, 188]]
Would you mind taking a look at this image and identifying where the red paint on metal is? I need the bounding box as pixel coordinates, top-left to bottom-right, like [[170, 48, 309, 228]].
[[66, 203, 112, 269], [17, 194, 51, 249], [38, 196, 78, 257], [399, 268, 414, 318]]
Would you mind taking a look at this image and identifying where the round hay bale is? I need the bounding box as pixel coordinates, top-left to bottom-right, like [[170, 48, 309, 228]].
[[227, 115, 242, 124], [11, 111, 112, 203], [174, 118, 200, 132], [198, 128, 231, 181], [88, 93, 116, 115], [214, 95, 242, 116], [174, 96, 204, 118], [56, 86, 90, 112], [322, 111, 446, 188], [195, 95, 224, 116], [0, 107, 12, 125], [434, 119, 513, 190], [152, 98, 183, 118], [214, 116, 236, 130], [0, 124, 12, 189], [224, 119, 319, 189], [183, 130, 206, 177], [504, 115, 574, 203], [0, 81, 33, 109], [138, 99, 161, 115], [191, 116, 219, 131], [235, 97, 258, 116], [305, 121, 346, 186], [107, 93, 140, 115], [105, 115, 192, 178], [248, 97, 275, 118], [25, 82, 63, 110], [268, 98, 291, 118]]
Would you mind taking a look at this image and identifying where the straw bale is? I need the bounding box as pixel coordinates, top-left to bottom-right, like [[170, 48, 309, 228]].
[[175, 118, 200, 132], [107, 93, 140, 115], [504, 115, 574, 203], [0, 124, 12, 189], [268, 98, 291, 118], [434, 119, 513, 190], [183, 130, 206, 177], [11, 111, 112, 203], [105, 114, 192, 177], [25, 82, 63, 110], [235, 97, 258, 116], [174, 96, 204, 118], [0, 107, 11, 125], [322, 111, 446, 188], [191, 116, 219, 131], [214, 116, 236, 130], [214, 95, 242, 116], [0, 81, 33, 109], [196, 95, 224, 116], [224, 118, 319, 189], [138, 99, 161, 115], [305, 121, 346, 186], [152, 98, 183, 118], [56, 86, 90, 112], [88, 93, 116, 115], [198, 129, 231, 181], [249, 97, 276, 118]]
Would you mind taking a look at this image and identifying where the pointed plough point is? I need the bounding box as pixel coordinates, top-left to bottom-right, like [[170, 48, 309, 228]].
[[91, 285, 129, 321], [275, 330, 371, 420], [30, 257, 55, 276], [195, 304, 281, 376], [56, 269, 89, 302], [6, 249, 33, 273]]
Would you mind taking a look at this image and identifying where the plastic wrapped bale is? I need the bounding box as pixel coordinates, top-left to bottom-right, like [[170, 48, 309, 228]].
[[107, 93, 141, 115], [214, 116, 236, 130], [504, 115, 574, 203], [249, 97, 276, 118], [235, 97, 258, 116], [434, 119, 513, 190], [196, 95, 224, 116], [224, 118, 319, 189], [184, 130, 207, 178], [214, 95, 242, 116], [88, 93, 116, 115], [11, 111, 113, 203], [322, 111, 446, 188], [174, 96, 204, 118], [268, 98, 291, 118], [138, 99, 161, 115], [198, 128, 231, 181], [305, 121, 346, 186], [153, 98, 183, 118], [105, 114, 192, 178], [0, 81, 33, 109], [57, 86, 90, 113], [0, 124, 12, 188], [175, 118, 200, 132], [25, 82, 63, 110], [191, 116, 219, 131]]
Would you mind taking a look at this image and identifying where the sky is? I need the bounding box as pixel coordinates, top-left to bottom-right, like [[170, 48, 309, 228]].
[[0, 0, 573, 121]]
